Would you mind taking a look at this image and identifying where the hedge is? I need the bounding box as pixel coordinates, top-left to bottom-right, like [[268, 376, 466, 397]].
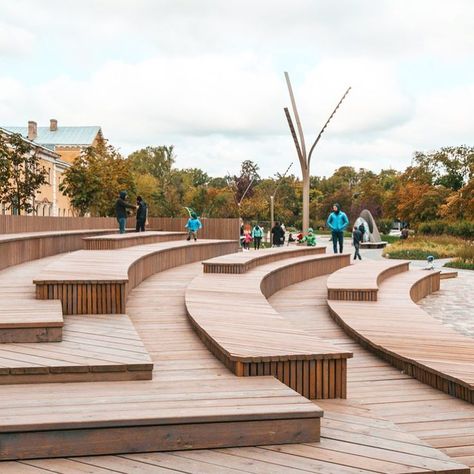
[[418, 220, 474, 239]]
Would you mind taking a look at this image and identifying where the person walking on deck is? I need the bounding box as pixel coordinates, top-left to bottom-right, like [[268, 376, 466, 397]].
[[115, 191, 136, 234], [271, 222, 284, 247], [135, 196, 148, 232], [352, 225, 363, 260], [327, 203, 349, 253], [185, 212, 202, 241], [251, 224, 263, 250]]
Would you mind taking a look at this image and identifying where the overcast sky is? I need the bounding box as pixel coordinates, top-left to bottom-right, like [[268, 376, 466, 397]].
[[1, 0, 473, 178]]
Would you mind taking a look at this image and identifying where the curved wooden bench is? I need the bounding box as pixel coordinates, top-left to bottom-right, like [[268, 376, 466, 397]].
[[328, 267, 474, 403], [35, 240, 239, 315], [0, 229, 131, 271], [202, 245, 326, 274], [327, 260, 409, 301], [83, 231, 186, 250], [186, 253, 353, 399]]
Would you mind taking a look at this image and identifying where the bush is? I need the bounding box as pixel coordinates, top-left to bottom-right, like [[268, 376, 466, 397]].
[[418, 220, 474, 239], [382, 235, 465, 260], [377, 219, 393, 235]]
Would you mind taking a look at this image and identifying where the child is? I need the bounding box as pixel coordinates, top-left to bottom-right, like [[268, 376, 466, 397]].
[[185, 212, 202, 241], [243, 231, 252, 250], [301, 228, 317, 247], [352, 225, 363, 260]]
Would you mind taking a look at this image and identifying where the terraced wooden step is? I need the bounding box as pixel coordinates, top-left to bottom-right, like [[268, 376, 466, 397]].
[[83, 231, 186, 249]]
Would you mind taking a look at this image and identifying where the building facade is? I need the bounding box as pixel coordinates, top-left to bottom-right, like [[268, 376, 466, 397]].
[[2, 120, 104, 216]]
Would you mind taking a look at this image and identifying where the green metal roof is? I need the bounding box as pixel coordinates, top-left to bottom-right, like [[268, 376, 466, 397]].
[[2, 126, 101, 147]]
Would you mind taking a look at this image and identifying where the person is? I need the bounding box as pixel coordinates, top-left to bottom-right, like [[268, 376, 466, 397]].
[[185, 212, 202, 241], [115, 191, 136, 234], [242, 231, 252, 250], [287, 233, 296, 245], [352, 225, 363, 260], [301, 228, 317, 246], [326, 203, 349, 253], [251, 224, 263, 250], [296, 232, 303, 243], [135, 196, 147, 232], [358, 223, 365, 241], [271, 221, 284, 247], [400, 226, 409, 240]]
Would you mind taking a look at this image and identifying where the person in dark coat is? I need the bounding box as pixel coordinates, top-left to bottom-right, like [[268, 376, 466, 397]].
[[115, 191, 136, 234], [271, 222, 284, 247], [352, 225, 363, 260], [136, 196, 147, 232]]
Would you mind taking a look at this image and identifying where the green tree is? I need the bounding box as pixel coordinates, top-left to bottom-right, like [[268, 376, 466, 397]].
[[127, 146, 175, 180], [0, 131, 47, 215], [60, 142, 135, 216]]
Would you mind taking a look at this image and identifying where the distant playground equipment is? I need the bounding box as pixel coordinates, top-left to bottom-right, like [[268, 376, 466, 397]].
[[356, 209, 387, 249]]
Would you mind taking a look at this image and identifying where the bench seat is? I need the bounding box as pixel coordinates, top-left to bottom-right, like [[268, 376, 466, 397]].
[[34, 239, 239, 314], [83, 231, 186, 249], [186, 252, 353, 399], [328, 267, 474, 403]]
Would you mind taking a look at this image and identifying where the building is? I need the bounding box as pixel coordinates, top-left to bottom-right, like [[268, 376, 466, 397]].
[[2, 120, 104, 216]]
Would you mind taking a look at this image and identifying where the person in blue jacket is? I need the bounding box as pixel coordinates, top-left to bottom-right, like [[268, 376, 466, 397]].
[[185, 212, 202, 241], [326, 203, 349, 253]]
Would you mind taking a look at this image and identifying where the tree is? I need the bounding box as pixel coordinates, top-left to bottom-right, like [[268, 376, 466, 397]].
[[227, 160, 260, 205], [127, 146, 175, 180], [60, 141, 135, 216], [0, 131, 47, 215]]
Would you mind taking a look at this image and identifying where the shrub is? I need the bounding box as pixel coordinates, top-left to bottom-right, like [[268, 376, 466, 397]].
[[418, 220, 474, 239], [377, 219, 393, 235], [444, 260, 474, 270], [382, 235, 464, 260]]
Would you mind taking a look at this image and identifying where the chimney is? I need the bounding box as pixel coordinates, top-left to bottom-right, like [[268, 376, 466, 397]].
[[28, 121, 37, 140], [50, 119, 58, 131]]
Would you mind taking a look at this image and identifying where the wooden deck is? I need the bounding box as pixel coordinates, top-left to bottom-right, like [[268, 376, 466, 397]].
[[83, 231, 186, 250], [3, 263, 469, 473], [202, 245, 326, 274], [328, 267, 474, 403], [0, 260, 322, 460], [186, 253, 352, 399], [34, 239, 239, 314]]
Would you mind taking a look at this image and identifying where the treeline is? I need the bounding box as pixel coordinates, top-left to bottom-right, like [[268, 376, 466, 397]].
[[60, 141, 474, 230]]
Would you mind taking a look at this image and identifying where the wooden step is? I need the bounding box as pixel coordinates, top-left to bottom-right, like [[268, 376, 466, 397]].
[[83, 231, 186, 249], [327, 259, 409, 301]]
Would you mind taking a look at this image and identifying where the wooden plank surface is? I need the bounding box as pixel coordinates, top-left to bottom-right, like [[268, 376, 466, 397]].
[[83, 231, 186, 250], [0, 261, 468, 472]]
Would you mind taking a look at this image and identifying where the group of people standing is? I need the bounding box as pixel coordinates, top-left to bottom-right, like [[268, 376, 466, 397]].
[[115, 191, 148, 234]]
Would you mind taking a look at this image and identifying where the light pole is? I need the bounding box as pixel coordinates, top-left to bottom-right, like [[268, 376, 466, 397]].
[[270, 162, 293, 231]]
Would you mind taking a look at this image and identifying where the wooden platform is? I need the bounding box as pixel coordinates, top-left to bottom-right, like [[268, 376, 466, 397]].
[[328, 266, 474, 403], [327, 259, 409, 301], [4, 264, 469, 473], [202, 245, 326, 274], [0, 314, 153, 384], [186, 253, 353, 399], [0, 258, 63, 343], [34, 239, 239, 314], [360, 241, 387, 249], [0, 261, 322, 460], [0, 229, 129, 271], [83, 231, 186, 249]]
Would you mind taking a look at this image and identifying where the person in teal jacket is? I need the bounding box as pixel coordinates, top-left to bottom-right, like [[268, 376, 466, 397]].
[[185, 212, 202, 241], [251, 224, 263, 250], [326, 203, 349, 253]]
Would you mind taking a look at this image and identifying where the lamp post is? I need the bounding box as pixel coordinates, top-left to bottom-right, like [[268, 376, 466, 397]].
[[270, 162, 293, 231], [283, 72, 351, 233]]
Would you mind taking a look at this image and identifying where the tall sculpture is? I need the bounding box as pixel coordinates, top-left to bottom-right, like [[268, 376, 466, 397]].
[[283, 72, 351, 233]]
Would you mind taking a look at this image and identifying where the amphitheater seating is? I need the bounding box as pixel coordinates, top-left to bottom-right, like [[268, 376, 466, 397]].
[[328, 263, 474, 403], [186, 251, 353, 399], [34, 239, 239, 314], [202, 245, 326, 273], [327, 259, 409, 301]]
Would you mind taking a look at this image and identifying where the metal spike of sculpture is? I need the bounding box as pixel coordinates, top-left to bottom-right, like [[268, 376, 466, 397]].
[[283, 72, 351, 233]]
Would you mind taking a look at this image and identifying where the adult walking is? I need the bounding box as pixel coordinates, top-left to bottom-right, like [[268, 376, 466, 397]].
[[271, 221, 284, 247], [251, 223, 263, 250], [115, 191, 136, 234], [352, 225, 363, 260], [135, 196, 148, 232], [326, 203, 349, 253]]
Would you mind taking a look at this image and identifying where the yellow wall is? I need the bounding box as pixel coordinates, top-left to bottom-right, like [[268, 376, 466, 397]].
[[55, 147, 82, 164]]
